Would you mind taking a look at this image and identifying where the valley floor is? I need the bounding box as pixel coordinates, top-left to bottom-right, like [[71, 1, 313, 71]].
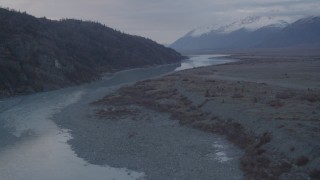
[[56, 53, 320, 179]]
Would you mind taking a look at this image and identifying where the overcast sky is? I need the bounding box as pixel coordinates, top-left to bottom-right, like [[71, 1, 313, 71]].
[[1, 0, 320, 44]]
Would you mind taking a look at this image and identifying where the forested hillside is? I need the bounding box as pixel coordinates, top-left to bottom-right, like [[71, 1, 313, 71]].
[[0, 8, 183, 97]]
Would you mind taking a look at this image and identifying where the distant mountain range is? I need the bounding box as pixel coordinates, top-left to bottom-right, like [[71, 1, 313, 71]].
[[170, 16, 320, 51], [0, 8, 183, 97]]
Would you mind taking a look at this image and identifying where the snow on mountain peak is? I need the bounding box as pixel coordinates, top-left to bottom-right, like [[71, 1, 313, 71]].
[[189, 16, 288, 37], [294, 16, 320, 24]]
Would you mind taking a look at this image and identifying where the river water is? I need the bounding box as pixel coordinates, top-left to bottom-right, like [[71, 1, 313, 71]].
[[0, 55, 238, 180]]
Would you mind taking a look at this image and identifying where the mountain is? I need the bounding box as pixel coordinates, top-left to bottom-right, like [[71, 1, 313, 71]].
[[171, 16, 320, 52], [170, 16, 288, 51], [188, 16, 288, 37], [0, 8, 183, 97], [259, 16, 320, 48]]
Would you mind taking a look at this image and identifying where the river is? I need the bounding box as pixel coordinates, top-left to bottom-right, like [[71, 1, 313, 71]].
[[0, 55, 239, 180]]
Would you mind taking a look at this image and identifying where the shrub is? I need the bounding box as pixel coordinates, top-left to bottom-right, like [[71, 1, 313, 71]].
[[295, 156, 309, 166], [300, 93, 320, 102], [255, 132, 272, 148], [309, 169, 320, 179], [267, 100, 284, 108], [275, 91, 295, 99], [232, 93, 244, 98]]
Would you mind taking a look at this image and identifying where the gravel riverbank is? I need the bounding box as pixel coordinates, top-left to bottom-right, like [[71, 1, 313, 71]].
[[53, 53, 320, 179], [93, 54, 320, 179], [54, 85, 243, 180]]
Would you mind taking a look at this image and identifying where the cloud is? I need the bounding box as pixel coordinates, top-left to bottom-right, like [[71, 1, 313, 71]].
[[1, 0, 319, 44]]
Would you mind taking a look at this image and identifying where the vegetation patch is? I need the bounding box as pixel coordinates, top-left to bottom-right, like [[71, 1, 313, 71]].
[[300, 92, 320, 102], [295, 156, 309, 166], [275, 91, 295, 99], [267, 99, 284, 108], [93, 73, 320, 179]]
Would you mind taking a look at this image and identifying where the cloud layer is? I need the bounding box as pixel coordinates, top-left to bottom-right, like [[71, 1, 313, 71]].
[[1, 0, 320, 44]]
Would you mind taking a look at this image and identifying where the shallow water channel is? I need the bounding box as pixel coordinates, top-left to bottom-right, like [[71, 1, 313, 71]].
[[0, 55, 238, 180]]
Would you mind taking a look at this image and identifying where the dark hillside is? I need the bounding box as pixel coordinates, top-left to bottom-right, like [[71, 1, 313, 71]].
[[0, 8, 183, 97]]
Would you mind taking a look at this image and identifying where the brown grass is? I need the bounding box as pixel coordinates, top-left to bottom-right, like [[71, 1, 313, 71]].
[[295, 156, 309, 166], [309, 169, 320, 179], [267, 99, 284, 108], [300, 92, 320, 102], [275, 91, 295, 99], [92, 76, 300, 179], [232, 93, 244, 98], [96, 107, 139, 118]]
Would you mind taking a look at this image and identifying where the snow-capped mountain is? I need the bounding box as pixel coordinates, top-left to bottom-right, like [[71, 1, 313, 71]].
[[170, 16, 290, 51], [259, 16, 320, 48], [189, 16, 288, 37]]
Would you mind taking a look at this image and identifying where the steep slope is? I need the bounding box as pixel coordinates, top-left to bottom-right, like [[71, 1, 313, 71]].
[[0, 8, 183, 97], [259, 16, 320, 48], [170, 16, 288, 51]]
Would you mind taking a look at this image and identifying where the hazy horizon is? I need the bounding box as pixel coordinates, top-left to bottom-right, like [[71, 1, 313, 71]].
[[1, 0, 320, 44]]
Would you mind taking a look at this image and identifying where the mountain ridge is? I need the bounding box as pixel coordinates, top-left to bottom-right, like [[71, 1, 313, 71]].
[[171, 16, 320, 52], [188, 16, 288, 37], [259, 16, 320, 48]]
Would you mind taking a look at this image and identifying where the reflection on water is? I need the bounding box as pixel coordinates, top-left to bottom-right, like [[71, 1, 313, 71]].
[[0, 90, 144, 180], [175, 54, 236, 71]]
